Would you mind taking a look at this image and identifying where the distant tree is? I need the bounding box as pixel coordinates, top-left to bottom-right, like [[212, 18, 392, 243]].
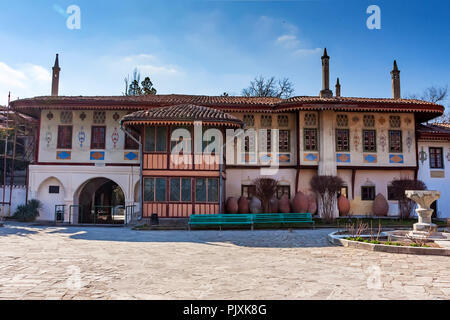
[[124, 68, 157, 96], [141, 77, 157, 95], [221, 92, 229, 97], [242, 76, 295, 99], [406, 85, 449, 122]]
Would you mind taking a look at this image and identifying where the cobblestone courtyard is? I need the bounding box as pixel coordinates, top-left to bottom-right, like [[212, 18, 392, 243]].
[[0, 223, 449, 300]]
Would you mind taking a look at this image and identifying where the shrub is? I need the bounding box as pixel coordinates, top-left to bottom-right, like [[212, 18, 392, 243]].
[[253, 178, 279, 213], [13, 199, 42, 222], [390, 179, 427, 219], [310, 175, 344, 223]]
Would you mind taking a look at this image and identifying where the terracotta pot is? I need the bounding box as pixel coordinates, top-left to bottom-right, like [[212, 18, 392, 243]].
[[292, 192, 309, 213], [307, 194, 318, 215], [226, 197, 239, 214], [279, 195, 291, 213], [238, 196, 249, 214], [338, 195, 351, 216], [249, 197, 262, 214], [270, 198, 279, 213], [373, 193, 389, 217]]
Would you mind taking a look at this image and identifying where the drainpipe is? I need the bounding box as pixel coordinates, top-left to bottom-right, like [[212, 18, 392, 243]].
[[120, 124, 143, 222]]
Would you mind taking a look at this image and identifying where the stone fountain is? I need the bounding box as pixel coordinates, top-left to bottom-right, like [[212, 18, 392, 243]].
[[405, 190, 445, 240]]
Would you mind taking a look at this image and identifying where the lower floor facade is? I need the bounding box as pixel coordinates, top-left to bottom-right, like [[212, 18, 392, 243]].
[[28, 165, 140, 223], [25, 163, 440, 223]]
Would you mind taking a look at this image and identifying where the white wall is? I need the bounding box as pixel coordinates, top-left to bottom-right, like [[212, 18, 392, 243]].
[[0, 186, 27, 217], [418, 141, 450, 219], [28, 165, 140, 223], [38, 110, 140, 164]]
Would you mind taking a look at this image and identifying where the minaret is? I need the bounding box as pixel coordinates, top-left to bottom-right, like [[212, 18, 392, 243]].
[[391, 60, 401, 99], [51, 54, 61, 96], [335, 78, 341, 97], [320, 48, 333, 98]]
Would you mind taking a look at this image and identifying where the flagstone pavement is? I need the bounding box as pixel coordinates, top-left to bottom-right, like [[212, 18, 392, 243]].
[[0, 223, 448, 300]]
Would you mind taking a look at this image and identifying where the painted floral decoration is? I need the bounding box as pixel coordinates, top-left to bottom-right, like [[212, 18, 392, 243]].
[[112, 128, 119, 148], [113, 113, 120, 122], [47, 112, 54, 120], [78, 127, 86, 148], [80, 112, 87, 121]]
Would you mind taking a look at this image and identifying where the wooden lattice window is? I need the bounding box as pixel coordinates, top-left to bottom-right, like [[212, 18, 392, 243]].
[[93, 111, 106, 124], [429, 147, 444, 169], [277, 115, 289, 127], [363, 115, 375, 128], [336, 129, 350, 152], [361, 186, 376, 201], [125, 128, 140, 150], [304, 128, 318, 151], [261, 115, 272, 127], [389, 130, 402, 153], [57, 125, 73, 149], [390, 116, 401, 128], [144, 127, 168, 153], [276, 185, 291, 199], [279, 130, 290, 152], [363, 130, 377, 152], [91, 126, 106, 149], [242, 185, 256, 200], [144, 177, 167, 202], [304, 113, 317, 127], [336, 114, 349, 127], [169, 178, 192, 202], [195, 178, 219, 203], [243, 115, 255, 127], [60, 111, 73, 124]]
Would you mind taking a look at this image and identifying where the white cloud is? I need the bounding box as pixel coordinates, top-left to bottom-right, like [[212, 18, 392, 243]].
[[120, 54, 182, 76], [0, 62, 51, 105], [293, 48, 323, 56], [276, 34, 301, 49]]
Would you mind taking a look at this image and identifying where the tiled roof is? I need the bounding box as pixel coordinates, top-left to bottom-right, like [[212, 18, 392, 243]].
[[121, 104, 243, 127], [417, 123, 450, 140], [10, 94, 445, 122]]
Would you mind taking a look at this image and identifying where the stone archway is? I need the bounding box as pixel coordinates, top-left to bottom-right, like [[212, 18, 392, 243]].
[[36, 177, 65, 222], [76, 178, 125, 224]]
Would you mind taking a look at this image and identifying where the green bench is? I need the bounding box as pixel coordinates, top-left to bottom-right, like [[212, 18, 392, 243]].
[[189, 214, 253, 230], [189, 213, 315, 230]]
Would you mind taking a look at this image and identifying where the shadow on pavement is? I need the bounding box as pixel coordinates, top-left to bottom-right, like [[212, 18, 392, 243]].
[[0, 222, 336, 248]]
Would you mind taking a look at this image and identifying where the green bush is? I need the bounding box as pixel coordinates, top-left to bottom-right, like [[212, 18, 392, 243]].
[[13, 199, 42, 222]]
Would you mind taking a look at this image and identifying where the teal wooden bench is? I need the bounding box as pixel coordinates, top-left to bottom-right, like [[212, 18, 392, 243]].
[[189, 214, 253, 230], [189, 213, 315, 230]]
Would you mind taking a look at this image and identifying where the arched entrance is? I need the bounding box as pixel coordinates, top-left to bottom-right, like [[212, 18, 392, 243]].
[[77, 178, 125, 225]]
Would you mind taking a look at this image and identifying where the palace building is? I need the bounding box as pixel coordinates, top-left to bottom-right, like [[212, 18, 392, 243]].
[[10, 50, 446, 224]]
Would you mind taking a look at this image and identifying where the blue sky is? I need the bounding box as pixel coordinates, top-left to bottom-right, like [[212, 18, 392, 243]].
[[0, 0, 449, 105]]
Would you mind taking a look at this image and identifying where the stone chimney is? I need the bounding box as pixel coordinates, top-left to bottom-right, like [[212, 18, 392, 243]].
[[51, 54, 61, 96], [320, 48, 333, 98], [391, 60, 401, 99], [335, 78, 341, 97]]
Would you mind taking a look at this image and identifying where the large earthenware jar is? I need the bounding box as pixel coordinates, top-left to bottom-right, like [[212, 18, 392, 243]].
[[225, 197, 239, 214], [238, 196, 250, 214], [373, 193, 389, 217], [338, 195, 351, 216], [292, 192, 309, 213], [307, 194, 318, 215], [270, 198, 279, 213], [279, 195, 291, 213], [249, 197, 262, 214]]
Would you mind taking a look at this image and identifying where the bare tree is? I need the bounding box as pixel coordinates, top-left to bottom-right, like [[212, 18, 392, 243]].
[[253, 178, 279, 213], [406, 85, 449, 122], [242, 76, 295, 99]]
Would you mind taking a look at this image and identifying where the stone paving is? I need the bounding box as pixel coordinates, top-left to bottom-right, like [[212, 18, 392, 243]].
[[0, 223, 449, 300]]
